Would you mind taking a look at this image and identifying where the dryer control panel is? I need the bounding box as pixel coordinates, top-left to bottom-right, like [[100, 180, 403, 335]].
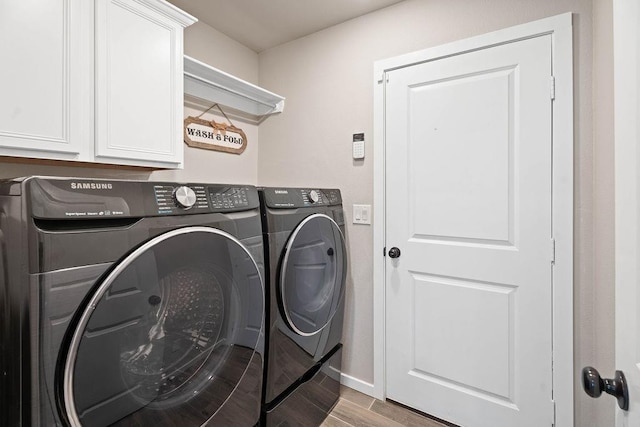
[[261, 188, 342, 208]]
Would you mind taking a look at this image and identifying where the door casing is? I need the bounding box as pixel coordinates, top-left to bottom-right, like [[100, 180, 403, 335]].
[[614, 0, 640, 424], [370, 13, 574, 427]]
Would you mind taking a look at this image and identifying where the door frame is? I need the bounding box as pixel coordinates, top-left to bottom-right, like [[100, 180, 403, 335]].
[[614, 0, 639, 424], [371, 13, 574, 426]]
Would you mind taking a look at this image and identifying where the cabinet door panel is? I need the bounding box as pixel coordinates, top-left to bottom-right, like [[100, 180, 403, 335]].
[[0, 0, 91, 159], [95, 0, 184, 168]]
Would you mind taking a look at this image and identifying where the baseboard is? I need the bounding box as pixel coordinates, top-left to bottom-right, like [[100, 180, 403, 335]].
[[340, 372, 376, 398]]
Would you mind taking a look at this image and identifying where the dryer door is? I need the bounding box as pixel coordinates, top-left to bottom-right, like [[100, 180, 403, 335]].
[[59, 227, 264, 427], [279, 213, 347, 336]]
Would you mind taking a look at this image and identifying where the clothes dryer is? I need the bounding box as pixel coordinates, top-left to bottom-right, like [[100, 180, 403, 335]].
[[259, 188, 347, 426], [0, 177, 265, 426]]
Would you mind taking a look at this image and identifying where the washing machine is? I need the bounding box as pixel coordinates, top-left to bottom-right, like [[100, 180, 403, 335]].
[[0, 177, 265, 427], [259, 187, 347, 426]]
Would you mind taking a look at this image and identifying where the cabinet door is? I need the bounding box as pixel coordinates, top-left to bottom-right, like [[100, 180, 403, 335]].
[[0, 0, 92, 160], [95, 0, 187, 168]]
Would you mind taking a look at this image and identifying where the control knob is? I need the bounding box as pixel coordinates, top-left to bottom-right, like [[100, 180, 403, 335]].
[[309, 190, 320, 204], [174, 186, 197, 209]]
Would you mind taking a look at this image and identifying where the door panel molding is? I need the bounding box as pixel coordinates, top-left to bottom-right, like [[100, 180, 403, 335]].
[[373, 13, 573, 426]]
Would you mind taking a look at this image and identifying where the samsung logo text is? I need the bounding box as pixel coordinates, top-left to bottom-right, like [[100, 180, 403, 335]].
[[70, 182, 113, 190]]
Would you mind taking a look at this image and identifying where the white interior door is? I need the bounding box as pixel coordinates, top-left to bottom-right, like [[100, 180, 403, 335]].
[[385, 35, 554, 427], [614, 0, 640, 425]]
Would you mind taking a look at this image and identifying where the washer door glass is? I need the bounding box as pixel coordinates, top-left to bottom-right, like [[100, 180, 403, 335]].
[[61, 227, 264, 427], [279, 214, 347, 336]]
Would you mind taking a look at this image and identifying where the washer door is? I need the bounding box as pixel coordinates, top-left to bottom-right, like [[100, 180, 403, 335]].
[[59, 227, 264, 427], [279, 213, 347, 336]]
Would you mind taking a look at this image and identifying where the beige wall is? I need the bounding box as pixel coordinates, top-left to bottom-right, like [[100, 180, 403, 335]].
[[156, 21, 261, 185], [257, 0, 613, 425], [0, 20, 260, 185], [591, 0, 615, 424]]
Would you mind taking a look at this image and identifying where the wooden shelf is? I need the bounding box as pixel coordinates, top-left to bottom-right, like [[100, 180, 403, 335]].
[[183, 55, 285, 118]]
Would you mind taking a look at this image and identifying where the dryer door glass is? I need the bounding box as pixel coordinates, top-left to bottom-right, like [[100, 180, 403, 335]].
[[60, 227, 264, 427], [279, 214, 347, 336]]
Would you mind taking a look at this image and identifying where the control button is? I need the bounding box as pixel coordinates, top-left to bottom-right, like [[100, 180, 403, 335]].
[[174, 186, 197, 209], [309, 190, 320, 203]]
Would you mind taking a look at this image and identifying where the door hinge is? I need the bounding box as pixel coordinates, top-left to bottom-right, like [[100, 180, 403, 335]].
[[550, 76, 556, 100], [551, 238, 556, 264], [378, 72, 388, 85], [550, 399, 556, 426], [383, 246, 387, 257]]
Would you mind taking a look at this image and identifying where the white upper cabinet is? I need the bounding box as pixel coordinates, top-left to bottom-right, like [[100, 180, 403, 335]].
[[95, 0, 195, 167], [0, 0, 92, 160], [0, 0, 195, 168]]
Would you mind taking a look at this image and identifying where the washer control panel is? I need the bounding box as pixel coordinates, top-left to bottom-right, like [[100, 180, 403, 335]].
[[22, 178, 260, 219], [154, 184, 209, 214], [152, 184, 259, 215], [209, 186, 252, 211], [174, 186, 197, 209]]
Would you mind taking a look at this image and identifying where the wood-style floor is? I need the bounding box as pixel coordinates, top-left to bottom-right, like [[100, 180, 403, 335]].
[[321, 386, 453, 427]]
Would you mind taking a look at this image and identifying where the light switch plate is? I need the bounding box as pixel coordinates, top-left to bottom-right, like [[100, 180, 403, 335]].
[[353, 204, 371, 225]]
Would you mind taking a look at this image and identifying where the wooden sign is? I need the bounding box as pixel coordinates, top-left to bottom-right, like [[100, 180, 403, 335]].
[[184, 116, 247, 154]]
